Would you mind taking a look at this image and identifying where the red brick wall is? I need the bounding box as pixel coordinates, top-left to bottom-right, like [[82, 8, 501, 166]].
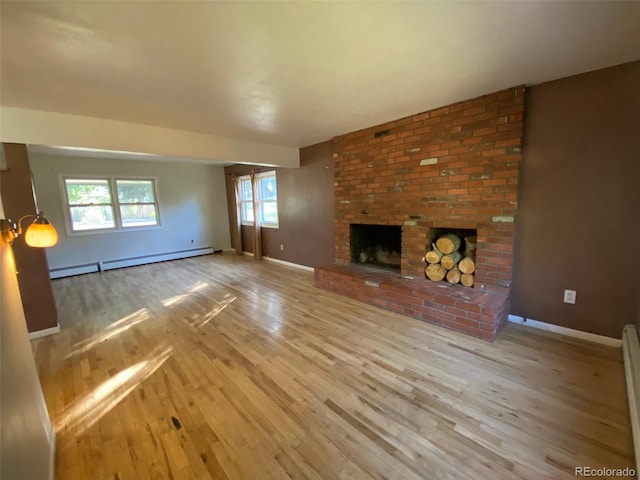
[[332, 86, 525, 289]]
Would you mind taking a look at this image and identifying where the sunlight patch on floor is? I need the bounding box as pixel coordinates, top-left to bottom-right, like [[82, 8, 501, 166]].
[[162, 293, 190, 307], [188, 280, 210, 292], [55, 345, 173, 436], [66, 308, 151, 359], [198, 293, 236, 327]]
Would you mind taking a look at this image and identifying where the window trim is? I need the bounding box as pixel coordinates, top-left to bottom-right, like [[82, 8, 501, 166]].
[[237, 175, 254, 226], [60, 175, 161, 236]]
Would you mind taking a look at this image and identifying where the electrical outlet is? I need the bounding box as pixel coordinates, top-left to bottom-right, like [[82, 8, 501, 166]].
[[280, 244, 284, 251], [563, 289, 576, 304]]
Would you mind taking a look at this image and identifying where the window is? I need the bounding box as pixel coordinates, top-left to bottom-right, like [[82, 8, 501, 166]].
[[116, 179, 158, 228], [237, 171, 279, 228], [256, 171, 278, 226], [64, 178, 116, 231], [238, 175, 254, 224], [63, 176, 159, 233]]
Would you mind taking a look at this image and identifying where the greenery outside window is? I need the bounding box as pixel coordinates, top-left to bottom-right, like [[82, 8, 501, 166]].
[[62, 176, 159, 233], [116, 179, 158, 228], [64, 178, 116, 231]]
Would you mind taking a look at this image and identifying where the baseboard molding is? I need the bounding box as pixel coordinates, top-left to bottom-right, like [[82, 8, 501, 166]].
[[50, 262, 99, 279], [508, 315, 622, 347], [50, 247, 214, 278], [264, 256, 314, 272], [49, 430, 56, 480], [241, 252, 313, 272], [29, 324, 60, 340], [623, 325, 640, 477]]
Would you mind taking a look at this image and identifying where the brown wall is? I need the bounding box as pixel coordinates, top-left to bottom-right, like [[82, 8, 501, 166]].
[[511, 61, 640, 338], [225, 141, 335, 267], [637, 281, 640, 337], [0, 143, 58, 333]]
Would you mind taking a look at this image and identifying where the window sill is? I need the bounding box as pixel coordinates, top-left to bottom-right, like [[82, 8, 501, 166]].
[[66, 224, 162, 237], [239, 223, 279, 229]]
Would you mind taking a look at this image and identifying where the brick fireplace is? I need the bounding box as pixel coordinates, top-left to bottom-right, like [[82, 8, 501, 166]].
[[315, 86, 525, 340]]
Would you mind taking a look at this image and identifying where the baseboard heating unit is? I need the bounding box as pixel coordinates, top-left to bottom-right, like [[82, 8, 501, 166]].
[[50, 247, 213, 279], [623, 324, 640, 476]]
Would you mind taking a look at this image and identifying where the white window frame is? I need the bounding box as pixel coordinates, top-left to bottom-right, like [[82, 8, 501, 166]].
[[115, 178, 160, 229], [237, 175, 254, 226], [255, 171, 279, 229], [60, 175, 161, 236], [236, 171, 279, 229]]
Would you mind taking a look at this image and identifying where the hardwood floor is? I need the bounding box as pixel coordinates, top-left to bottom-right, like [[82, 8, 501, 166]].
[[33, 253, 633, 479]]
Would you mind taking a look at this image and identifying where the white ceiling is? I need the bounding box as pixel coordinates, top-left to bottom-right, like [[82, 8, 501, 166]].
[[1, 1, 639, 149]]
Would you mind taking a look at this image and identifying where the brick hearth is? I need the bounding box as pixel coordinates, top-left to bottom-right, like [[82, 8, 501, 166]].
[[316, 86, 525, 341], [315, 265, 509, 340]]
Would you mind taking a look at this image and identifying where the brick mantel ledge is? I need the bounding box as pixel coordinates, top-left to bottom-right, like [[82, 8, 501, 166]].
[[315, 264, 509, 341]]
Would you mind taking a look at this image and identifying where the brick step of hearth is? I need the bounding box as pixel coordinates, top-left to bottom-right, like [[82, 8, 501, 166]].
[[314, 264, 510, 341]]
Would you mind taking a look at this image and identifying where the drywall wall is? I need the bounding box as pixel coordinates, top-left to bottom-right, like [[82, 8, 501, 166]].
[[0, 143, 58, 332], [225, 141, 335, 268], [29, 153, 231, 271], [511, 61, 640, 338], [1, 106, 300, 168], [0, 194, 55, 480]]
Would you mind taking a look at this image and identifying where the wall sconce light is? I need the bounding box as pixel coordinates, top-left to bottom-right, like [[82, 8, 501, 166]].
[[0, 211, 58, 248]]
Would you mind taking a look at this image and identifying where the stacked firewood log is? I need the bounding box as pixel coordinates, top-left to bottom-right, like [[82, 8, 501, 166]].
[[422, 234, 476, 287]]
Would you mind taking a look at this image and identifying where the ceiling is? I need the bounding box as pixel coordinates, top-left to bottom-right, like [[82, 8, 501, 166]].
[[1, 1, 639, 149]]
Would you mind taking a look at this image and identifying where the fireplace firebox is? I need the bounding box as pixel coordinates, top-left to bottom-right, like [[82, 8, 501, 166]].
[[351, 224, 401, 271]]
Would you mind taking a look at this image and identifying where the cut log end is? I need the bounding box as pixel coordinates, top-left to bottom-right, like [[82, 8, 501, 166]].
[[458, 257, 476, 274], [441, 251, 463, 270], [425, 264, 446, 282], [425, 244, 443, 264], [446, 268, 461, 284], [435, 233, 461, 255], [460, 273, 475, 287]]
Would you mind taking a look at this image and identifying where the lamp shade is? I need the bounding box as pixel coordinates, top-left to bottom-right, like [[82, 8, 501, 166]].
[[24, 217, 58, 248]]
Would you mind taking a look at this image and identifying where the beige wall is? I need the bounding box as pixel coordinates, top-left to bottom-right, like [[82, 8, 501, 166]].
[[0, 194, 55, 480]]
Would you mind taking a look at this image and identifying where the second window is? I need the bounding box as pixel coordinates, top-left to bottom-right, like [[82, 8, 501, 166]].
[[238, 171, 279, 228]]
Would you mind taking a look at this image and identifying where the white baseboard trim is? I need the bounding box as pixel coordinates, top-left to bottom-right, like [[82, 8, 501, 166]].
[[264, 256, 314, 272], [241, 251, 313, 271], [49, 430, 56, 480], [508, 315, 622, 347], [29, 324, 61, 340], [50, 262, 99, 279], [623, 325, 640, 476], [223, 248, 236, 253]]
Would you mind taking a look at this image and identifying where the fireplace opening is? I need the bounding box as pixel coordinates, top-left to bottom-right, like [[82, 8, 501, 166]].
[[351, 224, 401, 271]]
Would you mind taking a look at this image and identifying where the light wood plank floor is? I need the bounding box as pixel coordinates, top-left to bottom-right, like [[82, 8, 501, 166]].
[[33, 253, 633, 479]]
